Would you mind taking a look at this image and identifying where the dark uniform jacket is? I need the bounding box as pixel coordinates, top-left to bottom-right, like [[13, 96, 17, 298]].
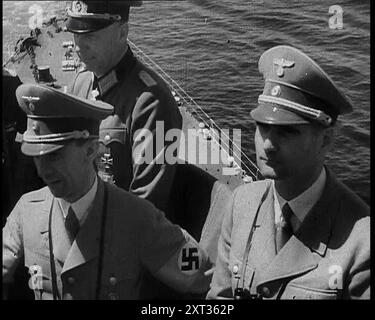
[[3, 179, 212, 300], [207, 168, 370, 300], [70, 47, 182, 213]]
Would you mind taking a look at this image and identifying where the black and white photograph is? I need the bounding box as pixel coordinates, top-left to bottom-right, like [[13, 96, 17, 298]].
[[2, 0, 370, 307]]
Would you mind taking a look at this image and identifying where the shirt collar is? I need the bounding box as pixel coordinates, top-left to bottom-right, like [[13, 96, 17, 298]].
[[274, 167, 327, 231], [57, 176, 98, 226]]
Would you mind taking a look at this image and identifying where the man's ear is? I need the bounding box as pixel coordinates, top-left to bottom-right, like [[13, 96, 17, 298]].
[[118, 22, 129, 45], [321, 126, 335, 153]]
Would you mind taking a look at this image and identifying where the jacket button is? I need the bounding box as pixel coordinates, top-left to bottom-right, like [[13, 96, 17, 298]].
[[108, 292, 118, 300], [67, 277, 75, 284], [109, 277, 117, 286], [261, 286, 271, 297], [232, 264, 239, 275]]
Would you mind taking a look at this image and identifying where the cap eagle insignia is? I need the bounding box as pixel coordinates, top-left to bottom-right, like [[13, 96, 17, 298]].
[[273, 58, 295, 77], [21, 96, 40, 112]]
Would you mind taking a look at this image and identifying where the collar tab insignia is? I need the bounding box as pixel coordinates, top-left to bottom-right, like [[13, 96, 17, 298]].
[[98, 70, 118, 96]]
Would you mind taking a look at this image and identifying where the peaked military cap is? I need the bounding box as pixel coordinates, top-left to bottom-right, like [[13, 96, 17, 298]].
[[251, 45, 353, 127], [66, 1, 142, 33], [16, 84, 114, 156]]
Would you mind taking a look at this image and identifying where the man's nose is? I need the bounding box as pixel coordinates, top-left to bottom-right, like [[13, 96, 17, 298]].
[[73, 39, 81, 52], [74, 42, 80, 53], [263, 138, 276, 152], [262, 130, 278, 153]]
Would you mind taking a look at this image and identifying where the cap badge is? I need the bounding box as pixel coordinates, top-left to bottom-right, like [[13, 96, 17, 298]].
[[273, 58, 295, 77], [72, 1, 88, 14], [271, 85, 281, 96], [273, 107, 278, 112], [22, 96, 40, 112]]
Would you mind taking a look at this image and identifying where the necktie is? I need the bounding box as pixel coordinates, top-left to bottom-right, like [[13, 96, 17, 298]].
[[65, 206, 80, 242], [275, 203, 294, 252]]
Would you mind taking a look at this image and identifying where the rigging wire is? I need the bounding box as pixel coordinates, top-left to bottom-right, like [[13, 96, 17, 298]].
[[129, 39, 259, 179]]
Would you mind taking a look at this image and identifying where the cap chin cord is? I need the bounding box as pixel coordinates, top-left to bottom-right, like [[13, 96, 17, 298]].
[[23, 130, 94, 143], [258, 94, 332, 127]]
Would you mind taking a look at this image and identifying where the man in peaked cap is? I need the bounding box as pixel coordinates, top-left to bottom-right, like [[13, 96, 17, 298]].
[[66, 1, 231, 299], [66, 0, 182, 214], [3, 84, 212, 300], [66, 0, 142, 33], [208, 45, 369, 300]]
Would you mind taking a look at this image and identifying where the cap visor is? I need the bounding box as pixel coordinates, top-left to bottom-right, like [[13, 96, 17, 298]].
[[66, 17, 113, 33], [250, 102, 310, 125], [21, 143, 65, 157]]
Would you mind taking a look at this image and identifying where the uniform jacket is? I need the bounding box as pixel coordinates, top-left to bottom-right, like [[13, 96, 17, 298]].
[[3, 179, 212, 300], [70, 47, 182, 213], [207, 168, 370, 300]]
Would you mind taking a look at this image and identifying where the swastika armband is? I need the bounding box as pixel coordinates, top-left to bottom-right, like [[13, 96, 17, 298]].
[[178, 239, 203, 275]]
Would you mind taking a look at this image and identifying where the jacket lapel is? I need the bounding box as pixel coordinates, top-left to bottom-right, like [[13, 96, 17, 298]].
[[61, 179, 105, 274], [256, 167, 339, 287]]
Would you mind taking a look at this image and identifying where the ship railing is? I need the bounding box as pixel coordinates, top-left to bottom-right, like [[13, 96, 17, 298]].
[[128, 39, 260, 181]]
